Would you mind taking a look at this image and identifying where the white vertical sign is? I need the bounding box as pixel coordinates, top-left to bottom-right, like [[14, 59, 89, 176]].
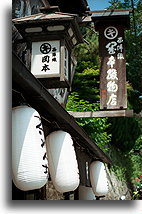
[[31, 40, 60, 78]]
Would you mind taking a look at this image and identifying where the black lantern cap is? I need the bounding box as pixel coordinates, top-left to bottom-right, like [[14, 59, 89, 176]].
[[12, 11, 84, 46]]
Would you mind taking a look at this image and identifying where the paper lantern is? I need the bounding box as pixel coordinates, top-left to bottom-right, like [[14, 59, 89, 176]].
[[12, 106, 48, 191], [46, 130, 80, 193], [90, 161, 108, 196], [79, 186, 96, 200]]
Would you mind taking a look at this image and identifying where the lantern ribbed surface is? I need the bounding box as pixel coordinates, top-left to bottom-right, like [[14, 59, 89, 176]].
[[46, 130, 80, 193], [90, 161, 108, 197], [12, 106, 48, 191]]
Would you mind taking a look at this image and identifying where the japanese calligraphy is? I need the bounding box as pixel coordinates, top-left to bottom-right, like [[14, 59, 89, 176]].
[[34, 115, 45, 147], [107, 93, 117, 106], [107, 81, 118, 93], [107, 56, 115, 68], [31, 40, 60, 77], [105, 39, 124, 56], [103, 26, 126, 108], [117, 37, 123, 43], [106, 41, 117, 54], [42, 55, 49, 63], [117, 53, 124, 59], [39, 43, 58, 72], [52, 47, 57, 62], [104, 26, 118, 40], [41, 64, 50, 72], [99, 22, 127, 109], [106, 68, 118, 80], [104, 26, 124, 60], [34, 115, 48, 175], [40, 43, 51, 54], [106, 55, 118, 106]]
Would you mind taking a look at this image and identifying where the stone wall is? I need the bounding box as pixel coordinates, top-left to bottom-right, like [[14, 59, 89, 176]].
[[46, 181, 64, 200], [100, 167, 131, 200], [45, 169, 132, 200]]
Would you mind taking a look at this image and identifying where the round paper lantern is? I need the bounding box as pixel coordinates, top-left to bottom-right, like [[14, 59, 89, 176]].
[[79, 185, 96, 200], [90, 161, 108, 196], [12, 106, 48, 191], [46, 130, 80, 193]]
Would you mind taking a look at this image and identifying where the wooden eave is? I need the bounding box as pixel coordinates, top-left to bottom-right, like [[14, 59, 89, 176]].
[[47, 0, 89, 16], [12, 51, 112, 165], [91, 9, 131, 30], [12, 12, 84, 44]]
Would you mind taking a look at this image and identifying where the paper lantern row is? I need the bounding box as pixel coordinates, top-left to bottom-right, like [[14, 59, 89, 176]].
[[12, 106, 79, 192], [12, 106, 109, 197]]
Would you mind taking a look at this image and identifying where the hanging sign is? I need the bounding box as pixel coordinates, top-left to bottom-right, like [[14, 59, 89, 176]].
[[99, 24, 127, 110], [92, 10, 131, 110]]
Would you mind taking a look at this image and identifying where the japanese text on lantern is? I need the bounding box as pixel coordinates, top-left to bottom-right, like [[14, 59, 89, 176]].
[[31, 40, 60, 78], [40, 43, 58, 72], [104, 26, 124, 107]]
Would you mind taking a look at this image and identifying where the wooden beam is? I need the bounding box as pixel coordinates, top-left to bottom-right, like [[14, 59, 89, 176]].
[[12, 52, 112, 165], [68, 110, 134, 118], [87, 9, 132, 14]]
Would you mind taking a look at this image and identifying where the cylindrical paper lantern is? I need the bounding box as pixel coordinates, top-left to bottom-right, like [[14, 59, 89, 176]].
[[12, 106, 48, 191], [46, 130, 80, 193], [79, 185, 96, 200], [90, 161, 108, 196]]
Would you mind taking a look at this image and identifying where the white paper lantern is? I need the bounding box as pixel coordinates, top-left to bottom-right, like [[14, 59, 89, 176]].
[[79, 185, 96, 200], [12, 106, 48, 191], [46, 130, 80, 193], [90, 161, 108, 196]]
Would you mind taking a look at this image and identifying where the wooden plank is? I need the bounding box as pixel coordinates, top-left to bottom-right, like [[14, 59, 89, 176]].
[[68, 110, 134, 118], [87, 9, 132, 14]]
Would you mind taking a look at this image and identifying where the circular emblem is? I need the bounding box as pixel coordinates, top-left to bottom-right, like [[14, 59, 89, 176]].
[[104, 26, 118, 40], [40, 43, 51, 54]]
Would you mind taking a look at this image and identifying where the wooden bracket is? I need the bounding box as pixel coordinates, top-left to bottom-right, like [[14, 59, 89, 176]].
[[67, 110, 134, 118]]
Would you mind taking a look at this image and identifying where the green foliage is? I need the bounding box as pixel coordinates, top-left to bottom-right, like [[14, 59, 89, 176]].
[[67, 27, 112, 151], [71, 27, 101, 103], [109, 118, 142, 193], [72, 67, 100, 103], [107, 117, 141, 152], [108, 0, 124, 8], [66, 92, 111, 152], [129, 150, 142, 181], [134, 116, 142, 150], [108, 145, 141, 189], [74, 27, 99, 67], [126, 82, 141, 112]]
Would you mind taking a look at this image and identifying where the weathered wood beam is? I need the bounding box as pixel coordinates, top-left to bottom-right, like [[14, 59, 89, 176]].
[[87, 9, 132, 14], [68, 110, 134, 118], [12, 52, 112, 165]]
